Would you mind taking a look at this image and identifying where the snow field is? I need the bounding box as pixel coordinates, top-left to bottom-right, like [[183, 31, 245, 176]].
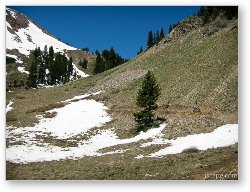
[[6, 92, 238, 164], [6, 8, 88, 80], [6, 20, 76, 56]]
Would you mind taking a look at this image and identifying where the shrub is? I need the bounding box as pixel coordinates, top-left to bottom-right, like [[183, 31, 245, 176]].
[[182, 147, 199, 153]]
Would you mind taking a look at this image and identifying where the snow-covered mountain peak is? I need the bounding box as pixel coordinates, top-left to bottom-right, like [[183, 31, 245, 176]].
[[6, 8, 77, 57]]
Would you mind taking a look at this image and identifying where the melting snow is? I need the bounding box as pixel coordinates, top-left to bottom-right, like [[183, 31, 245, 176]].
[[6, 20, 76, 56], [6, 100, 13, 113], [6, 21, 12, 29], [136, 124, 238, 159], [72, 63, 89, 78], [6, 54, 23, 64], [6, 92, 238, 164], [7, 8, 17, 19], [17, 66, 29, 74]]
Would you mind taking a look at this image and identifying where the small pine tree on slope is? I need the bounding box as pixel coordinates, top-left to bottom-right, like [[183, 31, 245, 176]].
[[133, 71, 161, 134]]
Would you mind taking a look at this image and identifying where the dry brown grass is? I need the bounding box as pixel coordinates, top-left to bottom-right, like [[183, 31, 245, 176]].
[[6, 144, 238, 180]]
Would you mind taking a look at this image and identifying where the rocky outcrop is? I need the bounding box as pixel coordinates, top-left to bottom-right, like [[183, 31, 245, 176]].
[[67, 50, 96, 65], [168, 16, 203, 40]]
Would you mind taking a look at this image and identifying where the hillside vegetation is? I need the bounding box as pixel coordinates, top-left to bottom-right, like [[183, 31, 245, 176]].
[[6, 16, 238, 180]]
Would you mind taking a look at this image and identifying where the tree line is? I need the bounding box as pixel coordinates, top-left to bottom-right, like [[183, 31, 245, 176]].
[[197, 6, 238, 25], [137, 6, 237, 55], [28, 45, 75, 88], [93, 47, 127, 74], [147, 28, 165, 49]]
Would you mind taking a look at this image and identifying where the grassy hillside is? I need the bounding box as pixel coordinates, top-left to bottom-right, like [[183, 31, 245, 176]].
[[6, 17, 238, 180]]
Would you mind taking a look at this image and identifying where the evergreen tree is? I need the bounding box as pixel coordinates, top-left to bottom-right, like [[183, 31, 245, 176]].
[[27, 45, 75, 87], [37, 46, 48, 85], [153, 33, 156, 45], [48, 46, 55, 85], [133, 71, 161, 133], [79, 58, 88, 69], [156, 30, 160, 44], [94, 50, 105, 74], [137, 46, 143, 55], [81, 47, 89, 52], [169, 25, 173, 33], [109, 47, 117, 68], [203, 8, 209, 25], [147, 31, 154, 49], [68, 57, 73, 75], [28, 49, 39, 88], [160, 28, 164, 40]]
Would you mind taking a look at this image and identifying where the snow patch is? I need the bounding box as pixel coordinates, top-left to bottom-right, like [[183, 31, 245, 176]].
[[6, 21, 12, 29], [72, 63, 89, 78], [7, 8, 17, 19], [6, 100, 13, 113], [17, 66, 29, 74], [136, 124, 238, 158], [6, 91, 238, 164], [6, 54, 23, 64]]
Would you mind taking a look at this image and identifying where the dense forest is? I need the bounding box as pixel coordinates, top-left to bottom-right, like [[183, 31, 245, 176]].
[[28, 46, 75, 88], [93, 47, 128, 74]]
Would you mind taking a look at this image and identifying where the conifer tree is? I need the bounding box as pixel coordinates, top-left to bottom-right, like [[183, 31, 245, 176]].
[[153, 33, 156, 45], [203, 8, 209, 25], [169, 25, 173, 33], [28, 48, 40, 88], [94, 50, 105, 74], [160, 28, 164, 40], [109, 47, 117, 68], [137, 46, 143, 55], [79, 58, 88, 69], [133, 71, 161, 133], [48, 46, 55, 85], [147, 31, 154, 49], [155, 30, 160, 44]]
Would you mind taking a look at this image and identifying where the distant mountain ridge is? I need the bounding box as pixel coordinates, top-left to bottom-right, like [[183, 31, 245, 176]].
[[6, 8, 77, 59], [6, 7, 95, 84]]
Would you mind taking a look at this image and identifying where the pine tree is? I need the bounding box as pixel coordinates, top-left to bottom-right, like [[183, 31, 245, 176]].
[[169, 25, 173, 34], [42, 45, 49, 83], [153, 33, 156, 45], [160, 28, 164, 40], [147, 31, 154, 49], [28, 50, 38, 88], [82, 47, 89, 52], [156, 30, 160, 44], [48, 46, 55, 85], [203, 8, 209, 25], [79, 58, 88, 69], [83, 58, 88, 69], [133, 71, 161, 133], [137, 46, 143, 55], [65, 57, 73, 82], [94, 50, 105, 74]]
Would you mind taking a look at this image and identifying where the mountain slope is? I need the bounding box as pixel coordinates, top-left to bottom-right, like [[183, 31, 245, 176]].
[[6, 8, 76, 58], [6, 15, 238, 133], [6, 8, 92, 87], [6, 15, 238, 180]]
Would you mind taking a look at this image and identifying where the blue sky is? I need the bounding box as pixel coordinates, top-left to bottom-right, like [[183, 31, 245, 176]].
[[10, 6, 199, 59]]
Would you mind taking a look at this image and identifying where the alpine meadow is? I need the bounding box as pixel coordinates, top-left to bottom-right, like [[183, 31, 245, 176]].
[[6, 6, 238, 180]]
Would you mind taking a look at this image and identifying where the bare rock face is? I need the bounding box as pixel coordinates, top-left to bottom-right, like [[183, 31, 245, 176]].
[[169, 16, 203, 40], [67, 50, 96, 65], [6, 8, 55, 37], [6, 8, 29, 31]]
